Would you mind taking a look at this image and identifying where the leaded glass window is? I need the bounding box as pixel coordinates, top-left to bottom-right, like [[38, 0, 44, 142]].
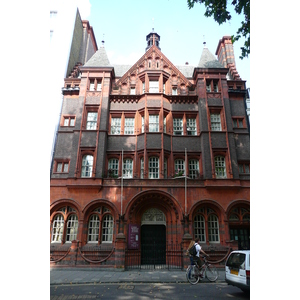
[[187, 118, 197, 135], [125, 118, 134, 135], [123, 159, 133, 178], [51, 214, 64, 243], [208, 214, 219, 242], [175, 159, 185, 176], [65, 214, 78, 242], [210, 113, 221, 131], [81, 155, 93, 177], [108, 159, 119, 177], [194, 214, 206, 242], [149, 115, 159, 132], [215, 156, 226, 178], [173, 118, 183, 135], [86, 112, 97, 130], [102, 215, 113, 242], [149, 157, 159, 179], [88, 215, 100, 242], [111, 118, 121, 134], [189, 159, 199, 179]]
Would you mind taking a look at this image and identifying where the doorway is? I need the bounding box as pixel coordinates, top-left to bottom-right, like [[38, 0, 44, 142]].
[[141, 224, 166, 265]]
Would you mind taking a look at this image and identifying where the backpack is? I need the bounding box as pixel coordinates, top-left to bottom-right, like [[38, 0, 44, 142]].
[[188, 243, 197, 256]]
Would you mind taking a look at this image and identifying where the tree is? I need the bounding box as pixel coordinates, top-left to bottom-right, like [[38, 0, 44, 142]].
[[187, 0, 250, 59]]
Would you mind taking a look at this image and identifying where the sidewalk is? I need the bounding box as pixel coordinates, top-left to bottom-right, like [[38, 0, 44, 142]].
[[50, 268, 225, 285]]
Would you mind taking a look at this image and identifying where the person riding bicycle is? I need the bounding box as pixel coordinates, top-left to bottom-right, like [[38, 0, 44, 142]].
[[193, 238, 209, 270]]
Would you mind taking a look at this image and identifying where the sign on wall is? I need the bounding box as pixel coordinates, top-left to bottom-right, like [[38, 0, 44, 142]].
[[128, 224, 140, 250]]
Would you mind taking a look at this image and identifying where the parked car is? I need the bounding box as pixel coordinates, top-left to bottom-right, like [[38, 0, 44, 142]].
[[225, 250, 250, 293]]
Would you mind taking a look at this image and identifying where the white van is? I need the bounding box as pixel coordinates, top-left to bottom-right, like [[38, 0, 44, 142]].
[[225, 250, 250, 293]]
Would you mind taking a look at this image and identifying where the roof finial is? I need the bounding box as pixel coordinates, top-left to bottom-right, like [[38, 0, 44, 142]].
[[203, 35, 207, 48], [101, 34, 105, 48]]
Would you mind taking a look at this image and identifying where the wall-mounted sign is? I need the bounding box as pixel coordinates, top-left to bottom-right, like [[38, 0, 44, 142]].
[[128, 224, 140, 250]]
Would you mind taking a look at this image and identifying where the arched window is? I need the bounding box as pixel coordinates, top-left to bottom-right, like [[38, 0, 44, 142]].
[[194, 214, 205, 242], [194, 207, 220, 243], [87, 207, 114, 244], [81, 155, 93, 177], [214, 156, 226, 178], [65, 214, 78, 242], [149, 157, 159, 179], [102, 215, 114, 243], [51, 214, 64, 243], [88, 214, 100, 242], [208, 214, 220, 242]]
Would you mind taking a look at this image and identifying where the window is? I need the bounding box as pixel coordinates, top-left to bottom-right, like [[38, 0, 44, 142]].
[[210, 113, 221, 131], [111, 117, 121, 134], [173, 118, 183, 135], [189, 159, 199, 179], [87, 207, 114, 244], [89, 80, 95, 91], [102, 215, 114, 242], [215, 156, 227, 178], [194, 207, 220, 243], [141, 116, 145, 133], [123, 159, 133, 178], [187, 118, 197, 135], [130, 87, 136, 95], [86, 112, 97, 130], [108, 159, 119, 177], [140, 157, 144, 178], [149, 157, 159, 179], [56, 161, 69, 173], [238, 163, 250, 174], [51, 214, 64, 243], [149, 115, 159, 132], [194, 215, 206, 242], [175, 159, 185, 176], [65, 215, 78, 242], [124, 118, 134, 135], [163, 117, 166, 133], [172, 87, 177, 95], [96, 81, 102, 91], [149, 81, 159, 93], [81, 155, 93, 177], [63, 116, 75, 126], [89, 79, 101, 91], [164, 158, 168, 178], [88, 215, 100, 242], [213, 81, 219, 92], [142, 82, 145, 94], [233, 118, 244, 128], [208, 214, 219, 242], [206, 81, 211, 92]]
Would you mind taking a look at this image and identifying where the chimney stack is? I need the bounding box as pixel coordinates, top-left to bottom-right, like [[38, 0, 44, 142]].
[[215, 36, 240, 80]]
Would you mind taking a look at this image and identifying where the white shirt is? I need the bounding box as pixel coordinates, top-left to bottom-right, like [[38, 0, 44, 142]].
[[195, 243, 201, 257]]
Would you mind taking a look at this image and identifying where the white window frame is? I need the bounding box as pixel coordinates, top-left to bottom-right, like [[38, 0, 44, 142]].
[[86, 112, 97, 130], [149, 115, 159, 132], [51, 214, 64, 243], [172, 87, 177, 95], [208, 214, 220, 243], [214, 156, 227, 178], [88, 214, 100, 243], [65, 214, 78, 242], [111, 117, 121, 134], [102, 215, 113, 243], [175, 159, 185, 176], [187, 118, 197, 135], [173, 118, 183, 135], [148, 157, 159, 179], [124, 118, 134, 135], [210, 113, 221, 131], [189, 159, 199, 179], [194, 214, 206, 242], [149, 81, 159, 93], [123, 158, 133, 178], [108, 159, 119, 177], [81, 155, 94, 177], [140, 157, 144, 178]]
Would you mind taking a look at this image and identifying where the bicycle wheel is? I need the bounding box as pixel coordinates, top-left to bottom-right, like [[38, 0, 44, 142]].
[[205, 264, 219, 282], [186, 265, 200, 285]]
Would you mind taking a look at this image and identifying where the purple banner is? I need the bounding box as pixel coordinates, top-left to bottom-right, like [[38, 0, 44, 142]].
[[128, 224, 140, 250]]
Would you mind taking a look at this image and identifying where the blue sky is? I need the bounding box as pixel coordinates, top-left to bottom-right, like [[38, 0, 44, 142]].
[[78, 0, 250, 87]]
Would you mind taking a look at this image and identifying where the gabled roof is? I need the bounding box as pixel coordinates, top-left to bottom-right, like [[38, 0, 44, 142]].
[[198, 47, 224, 69], [115, 45, 192, 87], [83, 46, 112, 67]]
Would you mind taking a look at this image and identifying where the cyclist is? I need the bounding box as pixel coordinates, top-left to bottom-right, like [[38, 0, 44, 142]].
[[193, 238, 209, 271]]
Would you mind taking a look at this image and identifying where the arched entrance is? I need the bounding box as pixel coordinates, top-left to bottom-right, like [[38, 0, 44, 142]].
[[141, 208, 166, 265]]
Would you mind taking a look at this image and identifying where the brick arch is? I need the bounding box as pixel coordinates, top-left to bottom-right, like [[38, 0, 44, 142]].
[[189, 199, 226, 221], [82, 198, 119, 220], [50, 198, 82, 220], [225, 199, 250, 215], [125, 190, 183, 224]]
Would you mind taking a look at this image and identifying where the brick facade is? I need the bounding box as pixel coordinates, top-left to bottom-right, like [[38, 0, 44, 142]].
[[50, 32, 250, 269]]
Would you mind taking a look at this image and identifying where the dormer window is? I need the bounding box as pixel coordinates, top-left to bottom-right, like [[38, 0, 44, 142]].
[[172, 87, 177, 95]]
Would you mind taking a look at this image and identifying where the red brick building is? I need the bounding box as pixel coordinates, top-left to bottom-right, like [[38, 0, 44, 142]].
[[50, 31, 250, 269]]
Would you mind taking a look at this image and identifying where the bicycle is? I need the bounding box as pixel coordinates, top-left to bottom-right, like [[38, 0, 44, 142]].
[[186, 255, 219, 284]]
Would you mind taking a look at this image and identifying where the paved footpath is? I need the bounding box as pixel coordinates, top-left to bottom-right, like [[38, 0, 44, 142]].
[[50, 268, 225, 285]]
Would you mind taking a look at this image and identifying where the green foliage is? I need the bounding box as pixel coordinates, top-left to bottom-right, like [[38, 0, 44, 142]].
[[187, 0, 250, 59]]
